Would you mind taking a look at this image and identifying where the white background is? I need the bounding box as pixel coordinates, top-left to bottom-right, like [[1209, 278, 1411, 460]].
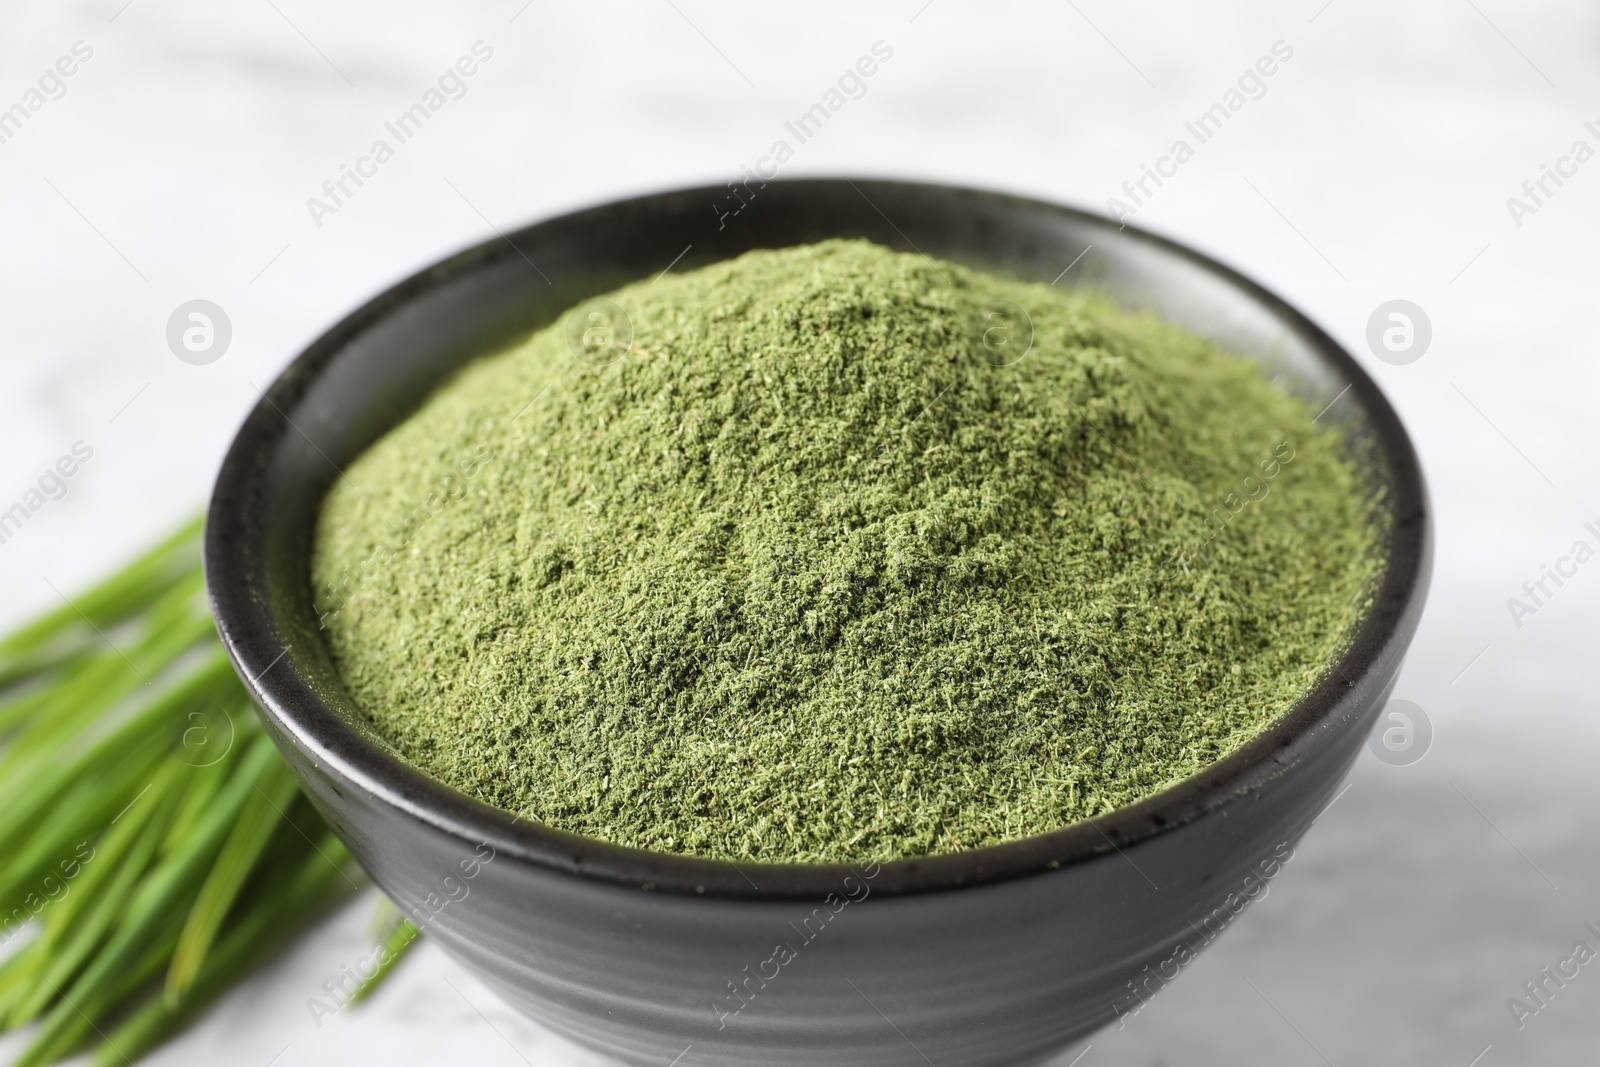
[[3, 1, 1599, 1064]]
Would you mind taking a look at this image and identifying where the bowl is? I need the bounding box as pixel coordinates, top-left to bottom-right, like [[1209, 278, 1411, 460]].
[[205, 178, 1430, 1067]]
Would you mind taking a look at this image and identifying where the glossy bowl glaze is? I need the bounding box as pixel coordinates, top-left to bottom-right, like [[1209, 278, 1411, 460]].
[[206, 179, 1429, 1067]]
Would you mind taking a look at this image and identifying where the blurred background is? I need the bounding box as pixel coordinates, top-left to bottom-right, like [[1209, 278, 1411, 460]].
[[2, 1, 1597, 1063]]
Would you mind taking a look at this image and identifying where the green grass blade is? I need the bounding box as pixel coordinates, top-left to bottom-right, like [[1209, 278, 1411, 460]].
[[0, 736, 171, 910], [0, 515, 388, 1067], [24, 733, 279, 1052], [164, 756, 299, 1003], [0, 640, 99, 697], [347, 918, 420, 1007], [0, 517, 201, 666], [5, 758, 189, 1028], [0, 658, 93, 734], [0, 584, 213, 823], [0, 653, 136, 779], [0, 646, 234, 851], [91, 834, 359, 1067], [116, 735, 279, 936], [158, 710, 253, 857], [0, 940, 47, 1027], [0, 601, 217, 794], [38, 761, 183, 941], [7, 907, 188, 1067]]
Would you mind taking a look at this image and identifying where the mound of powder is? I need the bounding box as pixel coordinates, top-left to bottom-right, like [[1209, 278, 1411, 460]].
[[312, 240, 1380, 863]]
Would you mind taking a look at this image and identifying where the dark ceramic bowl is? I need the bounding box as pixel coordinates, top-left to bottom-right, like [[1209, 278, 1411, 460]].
[[206, 179, 1429, 1067]]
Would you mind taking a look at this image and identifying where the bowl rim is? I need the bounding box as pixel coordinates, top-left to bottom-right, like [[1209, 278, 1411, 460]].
[[206, 177, 1430, 901]]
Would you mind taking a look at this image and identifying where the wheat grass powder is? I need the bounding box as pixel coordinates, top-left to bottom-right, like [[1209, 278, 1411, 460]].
[[312, 240, 1381, 864]]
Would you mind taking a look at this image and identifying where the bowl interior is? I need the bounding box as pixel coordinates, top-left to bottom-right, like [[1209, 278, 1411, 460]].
[[208, 178, 1426, 898]]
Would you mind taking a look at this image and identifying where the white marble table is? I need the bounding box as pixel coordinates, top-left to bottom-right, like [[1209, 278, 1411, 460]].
[[4, 1, 1599, 1063]]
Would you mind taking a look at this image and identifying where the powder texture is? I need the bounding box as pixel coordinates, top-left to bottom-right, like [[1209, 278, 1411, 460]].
[[312, 240, 1381, 864]]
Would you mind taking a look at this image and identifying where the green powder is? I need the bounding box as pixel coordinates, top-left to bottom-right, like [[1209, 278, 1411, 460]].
[[311, 240, 1381, 864]]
